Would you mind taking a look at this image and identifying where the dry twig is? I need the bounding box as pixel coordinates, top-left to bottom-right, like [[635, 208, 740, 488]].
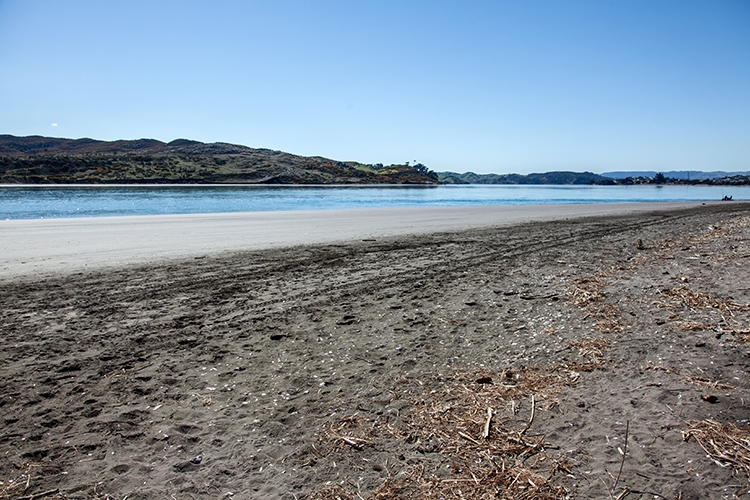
[[612, 420, 629, 495], [521, 395, 535, 435], [483, 407, 493, 439]]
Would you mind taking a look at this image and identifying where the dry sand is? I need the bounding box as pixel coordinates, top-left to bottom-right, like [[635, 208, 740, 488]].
[[1, 202, 749, 499], [0, 202, 709, 279]]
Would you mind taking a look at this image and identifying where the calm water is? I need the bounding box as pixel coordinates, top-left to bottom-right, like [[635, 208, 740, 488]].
[[1, 184, 748, 220]]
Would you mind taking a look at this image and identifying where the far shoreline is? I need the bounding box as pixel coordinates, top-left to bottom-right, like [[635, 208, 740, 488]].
[[2, 181, 749, 187], [0, 183, 441, 187]]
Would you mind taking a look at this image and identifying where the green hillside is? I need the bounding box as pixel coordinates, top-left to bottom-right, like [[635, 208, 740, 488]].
[[0, 135, 439, 185]]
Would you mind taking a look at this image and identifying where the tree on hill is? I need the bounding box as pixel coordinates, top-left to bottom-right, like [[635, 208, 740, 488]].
[[412, 163, 439, 180]]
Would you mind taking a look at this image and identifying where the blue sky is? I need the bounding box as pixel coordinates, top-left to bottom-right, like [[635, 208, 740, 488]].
[[1, 1, 748, 174]]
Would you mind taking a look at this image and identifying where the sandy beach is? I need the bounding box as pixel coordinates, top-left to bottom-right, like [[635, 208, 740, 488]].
[[0, 202, 714, 279], [1, 202, 749, 499]]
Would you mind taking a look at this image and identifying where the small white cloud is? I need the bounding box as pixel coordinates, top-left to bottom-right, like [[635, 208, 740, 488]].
[[51, 123, 58, 127]]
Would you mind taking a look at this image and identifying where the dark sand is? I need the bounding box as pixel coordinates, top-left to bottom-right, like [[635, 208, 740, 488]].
[[1, 203, 749, 499]]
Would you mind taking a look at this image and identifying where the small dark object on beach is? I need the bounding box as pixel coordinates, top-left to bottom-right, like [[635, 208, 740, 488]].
[[174, 460, 200, 472], [475, 376, 493, 384], [336, 315, 357, 325], [701, 395, 719, 404], [637, 239, 646, 250], [190, 454, 203, 464]]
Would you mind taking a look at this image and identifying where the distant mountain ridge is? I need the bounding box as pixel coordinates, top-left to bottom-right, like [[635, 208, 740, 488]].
[[0, 135, 439, 184], [0, 135, 271, 156]]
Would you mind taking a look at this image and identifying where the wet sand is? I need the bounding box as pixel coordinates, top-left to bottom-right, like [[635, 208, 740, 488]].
[[1, 202, 749, 499]]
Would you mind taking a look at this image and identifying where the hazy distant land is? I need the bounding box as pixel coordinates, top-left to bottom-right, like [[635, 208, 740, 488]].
[[438, 170, 750, 185]]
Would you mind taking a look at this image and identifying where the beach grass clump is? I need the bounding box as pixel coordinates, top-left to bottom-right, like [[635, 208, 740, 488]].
[[683, 420, 750, 480], [310, 483, 359, 500], [368, 461, 567, 500], [641, 363, 734, 391], [568, 275, 608, 308], [313, 354, 614, 499], [656, 285, 750, 341], [0, 467, 30, 499], [659, 285, 746, 312], [676, 320, 713, 331], [0, 463, 61, 500], [567, 275, 625, 332], [566, 337, 610, 362]]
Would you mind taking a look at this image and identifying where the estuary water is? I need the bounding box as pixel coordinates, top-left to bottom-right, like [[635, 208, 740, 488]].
[[1, 184, 748, 220]]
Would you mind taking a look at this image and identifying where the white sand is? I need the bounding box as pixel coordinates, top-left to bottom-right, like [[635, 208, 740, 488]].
[[0, 202, 710, 279]]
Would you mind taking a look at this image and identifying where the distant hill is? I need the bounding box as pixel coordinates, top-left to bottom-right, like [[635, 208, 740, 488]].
[[0, 135, 439, 184], [438, 171, 609, 185], [602, 170, 750, 180], [439, 169, 750, 186]]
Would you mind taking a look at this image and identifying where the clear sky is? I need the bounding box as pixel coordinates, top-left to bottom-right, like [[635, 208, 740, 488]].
[[1, 1, 748, 174]]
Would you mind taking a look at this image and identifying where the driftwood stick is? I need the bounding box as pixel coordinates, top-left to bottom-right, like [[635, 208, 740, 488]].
[[16, 489, 60, 500], [483, 407, 493, 439], [342, 437, 364, 450], [508, 471, 523, 489], [614, 488, 629, 500], [627, 490, 669, 500], [612, 420, 630, 495], [458, 431, 481, 445], [521, 395, 536, 435]]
